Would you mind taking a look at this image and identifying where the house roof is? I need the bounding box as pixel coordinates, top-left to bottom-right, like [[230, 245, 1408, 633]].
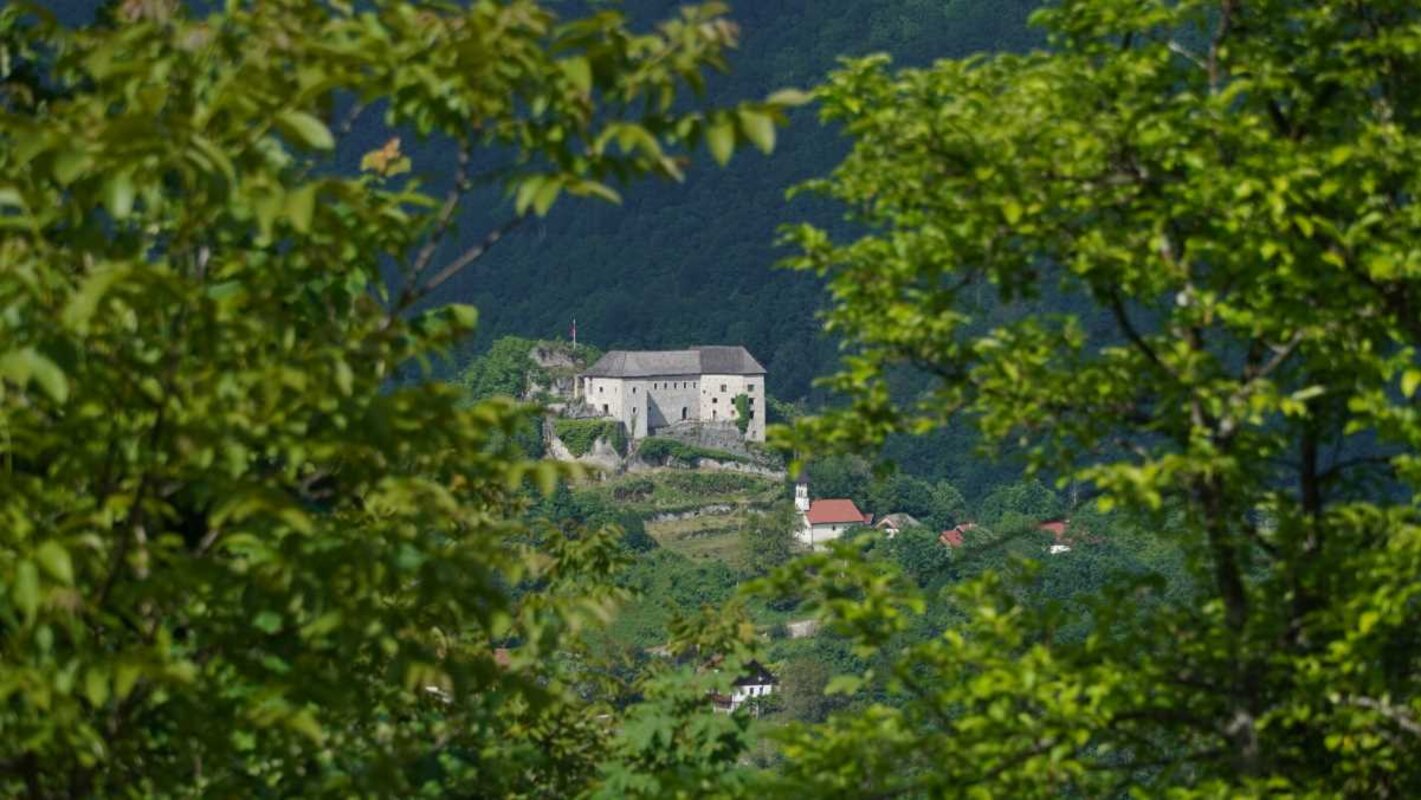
[[732, 660, 778, 687], [806, 498, 868, 525], [939, 522, 977, 547], [582, 346, 765, 378], [1038, 519, 1068, 540], [875, 513, 921, 531]]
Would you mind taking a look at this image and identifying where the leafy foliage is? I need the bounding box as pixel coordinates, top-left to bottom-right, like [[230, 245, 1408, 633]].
[[659, 470, 770, 498], [738, 503, 800, 578], [776, 0, 1421, 795], [638, 437, 750, 466], [733, 393, 751, 434], [554, 418, 628, 457], [458, 335, 602, 403], [0, 1, 796, 795]]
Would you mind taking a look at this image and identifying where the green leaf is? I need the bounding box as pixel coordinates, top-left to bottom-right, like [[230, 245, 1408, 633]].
[[0, 348, 69, 404], [533, 178, 562, 217], [35, 541, 73, 585], [765, 88, 813, 107], [825, 674, 863, 695], [448, 304, 478, 330], [275, 110, 335, 151], [284, 183, 317, 233], [13, 561, 39, 621], [334, 360, 354, 397], [533, 461, 560, 496], [52, 149, 91, 185], [253, 611, 283, 634], [84, 667, 110, 707], [114, 662, 141, 700], [738, 108, 776, 154], [104, 173, 135, 219], [562, 56, 593, 93], [286, 710, 326, 744], [514, 175, 545, 216], [1403, 369, 1421, 398], [567, 179, 622, 204], [252, 190, 282, 242], [0, 187, 24, 208], [706, 118, 735, 166], [1002, 200, 1023, 225], [63, 265, 130, 332]]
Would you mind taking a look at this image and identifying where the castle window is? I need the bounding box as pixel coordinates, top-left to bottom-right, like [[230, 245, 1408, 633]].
[[721, 384, 727, 392], [748, 384, 755, 393], [681, 407, 688, 420], [712, 397, 718, 404], [603, 404, 609, 413]]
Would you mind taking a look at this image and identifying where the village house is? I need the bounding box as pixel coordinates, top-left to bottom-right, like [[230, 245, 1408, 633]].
[[710, 660, 779, 715], [577, 346, 766, 442], [794, 479, 871, 548], [940, 522, 978, 547], [874, 513, 921, 537]]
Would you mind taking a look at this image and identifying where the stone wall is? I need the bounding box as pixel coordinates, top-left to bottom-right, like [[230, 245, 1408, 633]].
[[644, 374, 702, 431], [653, 420, 748, 452]]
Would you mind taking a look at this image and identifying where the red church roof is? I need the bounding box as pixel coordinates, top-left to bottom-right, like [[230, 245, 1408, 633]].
[[806, 499, 868, 525]]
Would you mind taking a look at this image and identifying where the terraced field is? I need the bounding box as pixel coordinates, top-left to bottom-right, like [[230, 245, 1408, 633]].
[[646, 510, 750, 568]]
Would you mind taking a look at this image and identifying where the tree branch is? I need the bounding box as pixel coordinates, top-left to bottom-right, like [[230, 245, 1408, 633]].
[[1341, 695, 1421, 739], [407, 141, 474, 283], [1107, 290, 1172, 379]]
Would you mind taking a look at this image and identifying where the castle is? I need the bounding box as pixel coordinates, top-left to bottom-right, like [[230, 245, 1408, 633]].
[[578, 346, 766, 442]]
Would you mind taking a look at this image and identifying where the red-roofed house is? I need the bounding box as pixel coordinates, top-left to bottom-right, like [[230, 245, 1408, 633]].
[[1038, 518, 1089, 554], [797, 498, 870, 548], [939, 522, 977, 548], [1038, 519, 1068, 539]]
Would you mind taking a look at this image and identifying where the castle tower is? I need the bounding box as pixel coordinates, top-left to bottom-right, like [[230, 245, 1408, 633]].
[[794, 477, 810, 513]]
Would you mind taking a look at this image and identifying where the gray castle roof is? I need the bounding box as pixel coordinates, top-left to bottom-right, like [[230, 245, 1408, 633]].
[[582, 346, 766, 378]]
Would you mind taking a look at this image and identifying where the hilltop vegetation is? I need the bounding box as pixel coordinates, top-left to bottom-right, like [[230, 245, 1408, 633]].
[[444, 0, 1045, 402]]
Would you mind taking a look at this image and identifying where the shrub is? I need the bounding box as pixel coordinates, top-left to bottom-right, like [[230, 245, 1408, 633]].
[[554, 418, 627, 457], [660, 471, 765, 496], [638, 437, 748, 465], [733, 393, 751, 434], [612, 477, 657, 501]]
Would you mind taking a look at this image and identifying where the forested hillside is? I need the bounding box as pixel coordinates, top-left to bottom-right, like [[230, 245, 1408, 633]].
[[442, 0, 1042, 401], [44, 0, 1041, 402]]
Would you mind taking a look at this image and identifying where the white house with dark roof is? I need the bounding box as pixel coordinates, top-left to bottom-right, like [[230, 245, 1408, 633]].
[[577, 346, 766, 442], [710, 660, 778, 714]]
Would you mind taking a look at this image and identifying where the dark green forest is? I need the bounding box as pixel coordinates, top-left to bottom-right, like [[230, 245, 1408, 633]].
[[445, 0, 1042, 402]]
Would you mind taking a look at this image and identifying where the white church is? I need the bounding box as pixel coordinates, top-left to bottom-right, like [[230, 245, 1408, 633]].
[[794, 478, 871, 549], [577, 346, 766, 442]]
